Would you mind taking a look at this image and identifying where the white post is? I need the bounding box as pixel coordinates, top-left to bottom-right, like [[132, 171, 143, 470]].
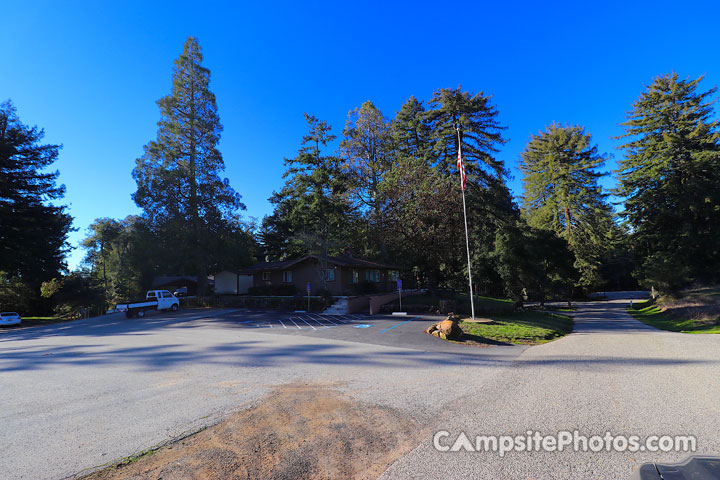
[[457, 125, 476, 321]]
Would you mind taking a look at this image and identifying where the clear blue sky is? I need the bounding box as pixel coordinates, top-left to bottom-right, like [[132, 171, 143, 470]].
[[2, 1, 719, 270]]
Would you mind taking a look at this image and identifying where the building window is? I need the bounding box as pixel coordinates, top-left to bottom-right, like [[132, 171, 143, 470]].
[[323, 268, 335, 281], [365, 270, 380, 282], [262, 271, 270, 281], [390, 270, 399, 282], [283, 271, 293, 283], [352, 269, 359, 284]]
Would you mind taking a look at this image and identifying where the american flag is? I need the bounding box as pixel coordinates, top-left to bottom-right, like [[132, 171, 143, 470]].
[[457, 142, 467, 190]]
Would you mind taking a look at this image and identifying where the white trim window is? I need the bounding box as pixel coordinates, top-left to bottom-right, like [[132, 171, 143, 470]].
[[262, 271, 271, 281], [283, 271, 293, 283], [352, 269, 359, 284], [323, 268, 336, 281], [389, 270, 399, 282]]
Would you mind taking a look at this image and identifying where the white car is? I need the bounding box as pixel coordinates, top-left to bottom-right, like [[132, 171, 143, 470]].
[[0, 312, 22, 326]]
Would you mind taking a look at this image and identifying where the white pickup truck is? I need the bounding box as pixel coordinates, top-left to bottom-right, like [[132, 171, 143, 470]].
[[116, 290, 180, 318]]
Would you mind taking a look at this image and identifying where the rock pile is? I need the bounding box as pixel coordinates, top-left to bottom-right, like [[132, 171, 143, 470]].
[[425, 314, 463, 340]]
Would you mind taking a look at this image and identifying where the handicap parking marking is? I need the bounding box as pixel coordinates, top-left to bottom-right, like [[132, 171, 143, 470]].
[[378, 317, 418, 333], [353, 324, 373, 329]]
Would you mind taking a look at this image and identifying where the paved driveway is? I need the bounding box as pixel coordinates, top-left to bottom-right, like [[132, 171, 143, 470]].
[[0, 308, 521, 480], [1, 299, 719, 479], [382, 299, 720, 479]]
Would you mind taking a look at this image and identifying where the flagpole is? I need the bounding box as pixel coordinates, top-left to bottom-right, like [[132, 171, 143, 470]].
[[457, 125, 476, 320]]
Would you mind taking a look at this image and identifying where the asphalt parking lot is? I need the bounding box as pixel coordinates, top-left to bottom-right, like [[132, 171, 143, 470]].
[[3, 300, 720, 480], [0, 307, 521, 480], [202, 309, 525, 357]]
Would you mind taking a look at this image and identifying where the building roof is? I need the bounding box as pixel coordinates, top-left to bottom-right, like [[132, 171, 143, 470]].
[[235, 255, 399, 274]]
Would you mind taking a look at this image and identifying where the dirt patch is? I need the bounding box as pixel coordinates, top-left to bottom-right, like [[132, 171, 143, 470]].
[[81, 383, 421, 480]]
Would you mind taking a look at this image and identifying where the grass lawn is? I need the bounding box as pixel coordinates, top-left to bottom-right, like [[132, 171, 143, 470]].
[[553, 306, 578, 312], [457, 311, 573, 345], [14, 316, 73, 327], [629, 299, 720, 334]]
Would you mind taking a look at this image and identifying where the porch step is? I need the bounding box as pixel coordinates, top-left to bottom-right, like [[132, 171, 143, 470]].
[[323, 298, 347, 315]]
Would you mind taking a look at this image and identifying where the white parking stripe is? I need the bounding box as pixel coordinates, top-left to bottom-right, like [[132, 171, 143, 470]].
[[308, 316, 330, 327], [278, 319, 288, 329], [307, 314, 335, 326], [317, 315, 341, 325], [298, 317, 317, 330], [288, 318, 302, 329]]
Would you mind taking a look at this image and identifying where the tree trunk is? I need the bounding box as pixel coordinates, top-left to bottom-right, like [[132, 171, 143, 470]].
[[188, 81, 207, 296], [564, 206, 573, 246]]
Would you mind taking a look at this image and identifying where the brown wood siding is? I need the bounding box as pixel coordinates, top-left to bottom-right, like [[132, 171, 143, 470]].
[[250, 259, 398, 296]]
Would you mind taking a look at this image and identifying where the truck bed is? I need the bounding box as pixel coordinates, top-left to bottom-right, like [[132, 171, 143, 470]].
[[116, 299, 158, 311]]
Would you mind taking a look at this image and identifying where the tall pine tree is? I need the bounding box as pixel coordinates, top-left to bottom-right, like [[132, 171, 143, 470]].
[[392, 96, 433, 165], [339, 101, 395, 259], [263, 114, 352, 262], [616, 73, 720, 290], [132, 37, 245, 294], [427, 87, 507, 184], [0, 100, 72, 311], [426, 87, 517, 294], [520, 123, 615, 288]]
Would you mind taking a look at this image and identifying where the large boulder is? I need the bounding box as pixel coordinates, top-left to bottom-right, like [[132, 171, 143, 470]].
[[425, 314, 463, 340]]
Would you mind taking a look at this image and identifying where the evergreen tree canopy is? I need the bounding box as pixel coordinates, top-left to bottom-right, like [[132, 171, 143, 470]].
[[427, 87, 507, 185], [379, 155, 465, 290], [339, 101, 394, 215], [0, 100, 72, 291], [132, 36, 246, 293], [263, 114, 351, 260], [392, 96, 433, 164], [82, 217, 145, 305], [616, 73, 720, 290], [494, 222, 576, 304], [520, 123, 616, 288], [338, 101, 396, 259]]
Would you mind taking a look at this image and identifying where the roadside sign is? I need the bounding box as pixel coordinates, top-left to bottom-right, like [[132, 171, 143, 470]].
[[306, 282, 311, 311], [397, 279, 403, 312]]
